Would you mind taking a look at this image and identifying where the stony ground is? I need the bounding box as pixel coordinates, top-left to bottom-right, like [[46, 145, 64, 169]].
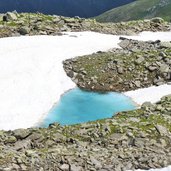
[[0, 95, 171, 171], [64, 39, 171, 92], [0, 12, 170, 38], [0, 12, 171, 171]]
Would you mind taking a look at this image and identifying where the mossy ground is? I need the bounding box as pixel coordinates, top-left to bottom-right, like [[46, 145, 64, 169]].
[[64, 48, 171, 92]]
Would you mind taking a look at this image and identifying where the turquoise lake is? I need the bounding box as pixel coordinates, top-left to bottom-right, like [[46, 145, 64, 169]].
[[42, 88, 136, 127]]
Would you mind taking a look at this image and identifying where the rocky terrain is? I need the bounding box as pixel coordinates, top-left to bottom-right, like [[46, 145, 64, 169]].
[[64, 38, 171, 92], [0, 12, 170, 38], [0, 12, 171, 171], [0, 95, 171, 170]]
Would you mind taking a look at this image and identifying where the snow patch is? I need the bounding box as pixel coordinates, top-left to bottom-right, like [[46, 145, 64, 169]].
[[0, 30, 171, 171], [129, 165, 171, 171], [0, 32, 120, 130], [124, 84, 171, 105], [0, 31, 171, 131]]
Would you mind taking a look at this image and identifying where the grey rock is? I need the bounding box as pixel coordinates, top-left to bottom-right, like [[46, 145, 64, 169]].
[[13, 129, 30, 139], [129, 117, 140, 122], [135, 56, 145, 64], [27, 132, 44, 142], [134, 138, 145, 148], [148, 65, 157, 71], [159, 52, 167, 57], [151, 17, 164, 23], [159, 64, 170, 73], [60, 164, 70, 171], [155, 125, 168, 135], [141, 102, 153, 108], [118, 39, 130, 49], [71, 164, 82, 171], [67, 71, 74, 78], [81, 21, 91, 28], [14, 139, 31, 151], [90, 156, 102, 169], [64, 18, 76, 23], [19, 27, 30, 35], [0, 14, 3, 22], [25, 150, 36, 157], [153, 77, 165, 85], [155, 81, 165, 86], [134, 81, 141, 87], [4, 12, 18, 21], [160, 42, 171, 48], [117, 67, 124, 74], [5, 136, 17, 143]]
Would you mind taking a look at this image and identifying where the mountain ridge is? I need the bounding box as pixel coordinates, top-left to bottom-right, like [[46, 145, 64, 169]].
[[96, 0, 171, 22]]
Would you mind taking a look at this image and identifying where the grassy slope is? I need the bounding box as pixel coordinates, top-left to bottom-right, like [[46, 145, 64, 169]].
[[95, 0, 171, 22]]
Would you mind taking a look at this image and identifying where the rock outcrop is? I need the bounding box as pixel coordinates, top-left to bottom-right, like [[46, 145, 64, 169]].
[[64, 39, 171, 91]]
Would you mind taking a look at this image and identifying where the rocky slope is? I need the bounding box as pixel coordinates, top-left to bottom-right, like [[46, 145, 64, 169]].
[[0, 95, 171, 170], [64, 38, 171, 92], [0, 0, 135, 18], [96, 0, 171, 23], [0, 12, 171, 170], [0, 12, 170, 38]]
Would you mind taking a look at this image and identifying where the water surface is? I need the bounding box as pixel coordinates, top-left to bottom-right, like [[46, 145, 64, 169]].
[[42, 88, 136, 127]]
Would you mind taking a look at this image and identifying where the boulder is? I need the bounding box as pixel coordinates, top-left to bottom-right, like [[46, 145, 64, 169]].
[[160, 42, 171, 48], [151, 17, 164, 23], [118, 39, 130, 49], [19, 27, 30, 35], [3, 12, 18, 21], [159, 64, 170, 73], [13, 129, 31, 139], [155, 125, 168, 136]]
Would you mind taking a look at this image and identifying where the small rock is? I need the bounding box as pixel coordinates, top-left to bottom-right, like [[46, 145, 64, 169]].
[[90, 156, 102, 169], [135, 56, 145, 64], [117, 67, 124, 74], [25, 150, 36, 157], [148, 65, 157, 71], [159, 52, 167, 57], [134, 80, 141, 87], [129, 117, 140, 122], [60, 164, 70, 171], [5, 136, 17, 143], [141, 102, 154, 109], [71, 165, 82, 171]]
